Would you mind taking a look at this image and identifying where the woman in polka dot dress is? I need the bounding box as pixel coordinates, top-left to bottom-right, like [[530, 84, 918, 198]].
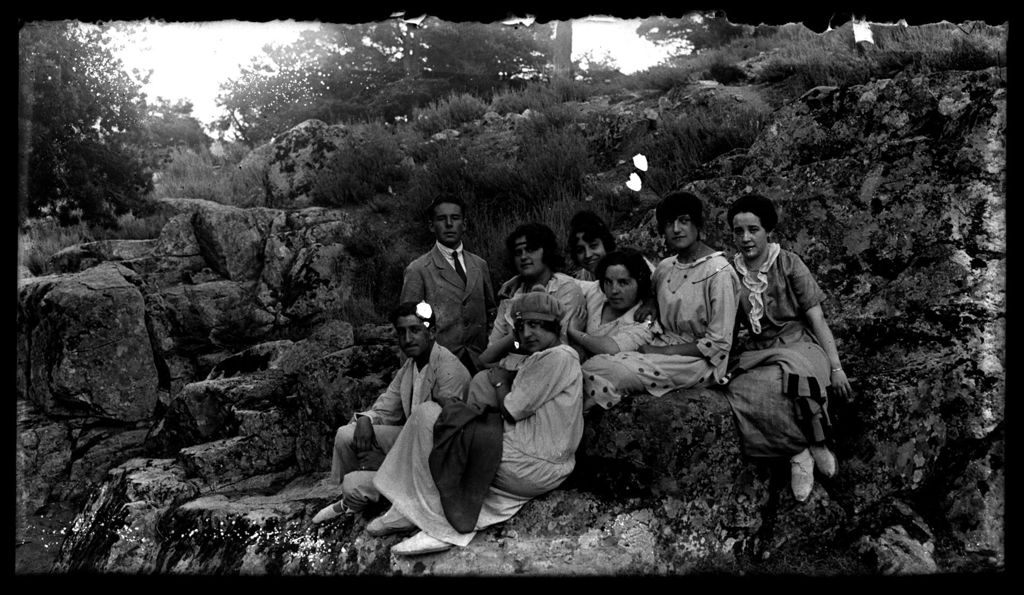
[[581, 191, 740, 409]]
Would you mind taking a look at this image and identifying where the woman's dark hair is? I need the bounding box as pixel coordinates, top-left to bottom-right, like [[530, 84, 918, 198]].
[[655, 191, 705, 232], [567, 210, 616, 262], [505, 222, 565, 272], [727, 193, 778, 232], [389, 300, 437, 328], [595, 248, 652, 303], [425, 195, 467, 220]]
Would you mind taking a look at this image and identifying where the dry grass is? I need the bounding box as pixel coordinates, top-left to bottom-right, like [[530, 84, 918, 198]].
[[19, 210, 172, 276]]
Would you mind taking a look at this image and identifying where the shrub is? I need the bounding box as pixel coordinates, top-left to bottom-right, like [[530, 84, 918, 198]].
[[489, 83, 559, 115], [411, 92, 489, 136], [19, 209, 172, 276], [152, 147, 268, 207], [624, 64, 696, 92], [622, 102, 768, 195], [311, 123, 411, 207]]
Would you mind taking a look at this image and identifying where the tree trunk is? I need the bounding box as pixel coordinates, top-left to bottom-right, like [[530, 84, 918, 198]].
[[552, 20, 573, 79]]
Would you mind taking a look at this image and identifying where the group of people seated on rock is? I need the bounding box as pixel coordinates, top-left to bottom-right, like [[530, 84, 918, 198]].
[[310, 190, 854, 556]]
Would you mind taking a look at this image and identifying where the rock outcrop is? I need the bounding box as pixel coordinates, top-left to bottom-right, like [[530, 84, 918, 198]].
[[19, 65, 1004, 576]]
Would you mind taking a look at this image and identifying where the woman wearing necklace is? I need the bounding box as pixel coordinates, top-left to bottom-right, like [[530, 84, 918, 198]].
[[723, 193, 852, 502], [580, 191, 740, 410]]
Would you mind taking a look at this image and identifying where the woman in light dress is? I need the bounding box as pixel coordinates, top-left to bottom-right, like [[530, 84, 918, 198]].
[[723, 193, 852, 501], [565, 248, 658, 411], [580, 191, 740, 409], [367, 291, 584, 556]]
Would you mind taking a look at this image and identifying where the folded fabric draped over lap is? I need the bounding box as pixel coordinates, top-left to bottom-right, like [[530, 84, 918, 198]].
[[728, 346, 832, 443], [428, 400, 504, 533]]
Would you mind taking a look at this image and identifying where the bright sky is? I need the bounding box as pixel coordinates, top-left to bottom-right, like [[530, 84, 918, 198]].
[[111, 17, 683, 131]]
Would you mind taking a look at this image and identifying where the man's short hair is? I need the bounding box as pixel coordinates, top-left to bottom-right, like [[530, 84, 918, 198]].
[[390, 300, 437, 329], [425, 195, 467, 220]]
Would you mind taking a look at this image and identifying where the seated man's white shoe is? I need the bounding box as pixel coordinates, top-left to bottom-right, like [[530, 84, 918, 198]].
[[790, 448, 815, 502], [392, 531, 453, 556], [366, 506, 417, 537], [809, 444, 838, 478], [312, 500, 352, 524]]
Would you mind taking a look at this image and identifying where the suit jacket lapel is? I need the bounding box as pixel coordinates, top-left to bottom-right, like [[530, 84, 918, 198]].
[[431, 246, 465, 290]]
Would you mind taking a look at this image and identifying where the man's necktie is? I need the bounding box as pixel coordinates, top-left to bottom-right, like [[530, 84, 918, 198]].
[[453, 250, 467, 284]]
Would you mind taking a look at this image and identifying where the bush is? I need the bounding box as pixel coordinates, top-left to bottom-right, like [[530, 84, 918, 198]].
[[411, 92, 489, 136], [19, 210, 172, 276], [311, 123, 411, 207], [489, 83, 559, 115], [152, 147, 268, 207], [622, 102, 768, 195], [624, 64, 696, 92]]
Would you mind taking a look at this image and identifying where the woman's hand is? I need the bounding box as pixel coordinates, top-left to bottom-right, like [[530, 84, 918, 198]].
[[488, 366, 516, 388], [633, 300, 658, 324], [830, 368, 852, 401]]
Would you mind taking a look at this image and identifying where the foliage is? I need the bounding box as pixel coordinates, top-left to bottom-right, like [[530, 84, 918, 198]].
[[142, 98, 211, 166], [20, 21, 154, 225], [490, 83, 560, 115], [756, 21, 1007, 94], [624, 64, 696, 92], [310, 123, 411, 207], [636, 11, 748, 53], [622, 102, 768, 196], [215, 19, 550, 146], [19, 211, 171, 276], [152, 147, 268, 207], [411, 92, 489, 136]]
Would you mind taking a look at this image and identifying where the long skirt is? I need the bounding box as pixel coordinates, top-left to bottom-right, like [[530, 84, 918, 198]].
[[373, 401, 570, 546], [723, 341, 831, 459]]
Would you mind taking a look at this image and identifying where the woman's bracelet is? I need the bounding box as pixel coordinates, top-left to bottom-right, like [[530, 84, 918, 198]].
[[831, 367, 843, 373]]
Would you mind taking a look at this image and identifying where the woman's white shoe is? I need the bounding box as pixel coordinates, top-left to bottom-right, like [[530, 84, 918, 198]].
[[790, 448, 815, 502], [391, 531, 453, 556], [809, 445, 838, 478]]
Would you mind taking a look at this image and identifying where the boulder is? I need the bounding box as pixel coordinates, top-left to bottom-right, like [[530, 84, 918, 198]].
[[238, 119, 350, 208], [17, 262, 160, 421]]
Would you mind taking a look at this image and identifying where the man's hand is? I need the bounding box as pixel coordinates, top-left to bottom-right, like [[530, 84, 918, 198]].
[[352, 416, 376, 452], [356, 449, 385, 472]]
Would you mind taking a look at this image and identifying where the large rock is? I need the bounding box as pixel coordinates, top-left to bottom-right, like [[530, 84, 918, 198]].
[[239, 119, 351, 208], [17, 262, 160, 421]]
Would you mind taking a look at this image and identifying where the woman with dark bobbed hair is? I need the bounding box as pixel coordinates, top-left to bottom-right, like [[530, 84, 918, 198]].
[[724, 193, 852, 502], [478, 222, 585, 369], [580, 191, 740, 409], [567, 210, 617, 282]]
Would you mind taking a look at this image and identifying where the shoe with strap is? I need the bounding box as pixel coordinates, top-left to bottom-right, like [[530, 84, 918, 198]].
[[790, 448, 815, 502], [391, 531, 453, 556], [809, 444, 838, 478], [366, 506, 417, 537], [312, 500, 352, 524]]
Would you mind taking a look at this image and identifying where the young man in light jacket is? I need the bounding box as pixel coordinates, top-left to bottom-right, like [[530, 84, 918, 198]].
[[312, 300, 470, 523], [401, 195, 497, 375]]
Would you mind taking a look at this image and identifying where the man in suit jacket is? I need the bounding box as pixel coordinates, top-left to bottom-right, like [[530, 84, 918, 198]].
[[312, 300, 470, 523], [400, 196, 497, 375]]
